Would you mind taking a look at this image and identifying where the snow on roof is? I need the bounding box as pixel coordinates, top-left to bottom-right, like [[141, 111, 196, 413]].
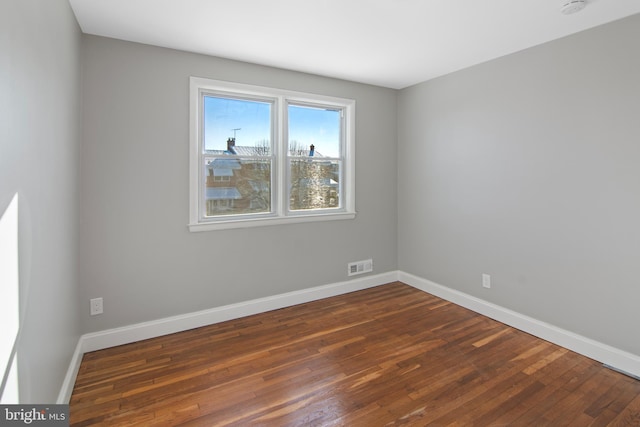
[[205, 146, 323, 157], [205, 187, 242, 200]]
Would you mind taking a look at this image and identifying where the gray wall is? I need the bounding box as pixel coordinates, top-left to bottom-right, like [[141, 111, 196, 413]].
[[4, 0, 635, 402], [79, 36, 398, 333], [0, 0, 81, 402], [398, 14, 640, 356]]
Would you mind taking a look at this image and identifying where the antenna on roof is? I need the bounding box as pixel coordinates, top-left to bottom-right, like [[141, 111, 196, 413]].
[[231, 128, 241, 140]]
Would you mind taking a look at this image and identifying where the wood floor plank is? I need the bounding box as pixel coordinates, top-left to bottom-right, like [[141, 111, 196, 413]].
[[70, 282, 640, 426], [609, 393, 640, 426]]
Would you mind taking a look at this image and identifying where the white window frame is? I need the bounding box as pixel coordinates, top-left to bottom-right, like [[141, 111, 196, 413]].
[[189, 77, 356, 232]]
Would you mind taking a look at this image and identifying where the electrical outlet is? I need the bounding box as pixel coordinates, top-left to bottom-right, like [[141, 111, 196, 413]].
[[482, 274, 491, 289], [348, 259, 373, 276], [90, 297, 103, 315]]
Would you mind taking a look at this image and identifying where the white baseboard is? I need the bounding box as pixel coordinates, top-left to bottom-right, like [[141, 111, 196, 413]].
[[60, 269, 640, 402], [57, 340, 83, 404], [398, 271, 640, 380], [58, 271, 398, 402], [80, 271, 397, 353]]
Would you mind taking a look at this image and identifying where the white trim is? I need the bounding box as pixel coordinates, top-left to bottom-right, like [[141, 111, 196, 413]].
[[58, 271, 395, 402], [188, 77, 356, 231], [80, 271, 396, 354], [188, 78, 200, 228], [399, 271, 640, 379], [59, 270, 640, 401], [56, 340, 83, 404], [189, 211, 356, 232], [343, 100, 356, 214]]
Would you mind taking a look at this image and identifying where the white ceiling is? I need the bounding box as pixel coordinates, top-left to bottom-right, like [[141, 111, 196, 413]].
[[68, 0, 640, 89]]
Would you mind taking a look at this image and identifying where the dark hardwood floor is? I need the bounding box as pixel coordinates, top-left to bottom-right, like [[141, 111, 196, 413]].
[[70, 282, 640, 426]]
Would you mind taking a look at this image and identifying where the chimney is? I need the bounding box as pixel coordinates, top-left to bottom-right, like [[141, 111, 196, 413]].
[[226, 137, 237, 154], [309, 144, 315, 157]]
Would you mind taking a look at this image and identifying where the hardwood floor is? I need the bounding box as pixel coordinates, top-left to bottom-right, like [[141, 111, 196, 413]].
[[70, 282, 640, 426]]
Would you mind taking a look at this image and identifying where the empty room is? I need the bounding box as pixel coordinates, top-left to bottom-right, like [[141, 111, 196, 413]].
[[2, 0, 640, 425]]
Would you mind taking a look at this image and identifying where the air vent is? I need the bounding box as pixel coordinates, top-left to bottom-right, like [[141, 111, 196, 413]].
[[348, 259, 373, 276]]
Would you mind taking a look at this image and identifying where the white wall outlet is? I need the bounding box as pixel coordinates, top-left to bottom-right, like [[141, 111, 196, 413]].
[[90, 297, 103, 315], [482, 274, 491, 289], [348, 259, 373, 276]]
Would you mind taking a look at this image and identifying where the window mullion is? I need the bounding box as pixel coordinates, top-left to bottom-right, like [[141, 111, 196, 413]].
[[196, 91, 206, 223], [276, 96, 288, 217]]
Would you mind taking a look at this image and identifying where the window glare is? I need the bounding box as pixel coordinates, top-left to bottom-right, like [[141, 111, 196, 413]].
[[288, 104, 341, 158], [204, 96, 271, 152]]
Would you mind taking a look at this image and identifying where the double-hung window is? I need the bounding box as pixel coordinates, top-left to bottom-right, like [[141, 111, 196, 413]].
[[189, 77, 355, 231]]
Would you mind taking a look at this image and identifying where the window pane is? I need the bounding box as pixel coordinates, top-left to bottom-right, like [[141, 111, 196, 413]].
[[288, 104, 341, 158], [204, 95, 272, 154], [289, 159, 340, 210], [204, 158, 271, 216]]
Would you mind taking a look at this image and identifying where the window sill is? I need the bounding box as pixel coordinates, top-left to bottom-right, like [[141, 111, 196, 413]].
[[188, 211, 356, 232]]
